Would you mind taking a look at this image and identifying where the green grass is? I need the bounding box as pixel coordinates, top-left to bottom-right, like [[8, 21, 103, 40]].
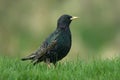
[[0, 56, 120, 80]]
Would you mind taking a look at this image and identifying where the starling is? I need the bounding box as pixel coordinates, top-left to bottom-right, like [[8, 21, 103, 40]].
[[21, 14, 78, 67]]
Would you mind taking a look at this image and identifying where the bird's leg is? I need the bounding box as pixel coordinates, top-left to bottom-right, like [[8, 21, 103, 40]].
[[53, 53, 57, 68], [53, 62, 57, 68], [46, 58, 51, 68], [47, 64, 51, 68]]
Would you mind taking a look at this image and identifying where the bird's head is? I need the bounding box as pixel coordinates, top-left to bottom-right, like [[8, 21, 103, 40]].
[[57, 14, 78, 29]]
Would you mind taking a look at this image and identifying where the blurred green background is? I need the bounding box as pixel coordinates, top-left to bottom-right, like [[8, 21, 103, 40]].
[[0, 0, 120, 60]]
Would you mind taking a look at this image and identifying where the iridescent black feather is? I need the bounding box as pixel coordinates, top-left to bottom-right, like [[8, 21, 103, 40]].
[[21, 14, 73, 66]]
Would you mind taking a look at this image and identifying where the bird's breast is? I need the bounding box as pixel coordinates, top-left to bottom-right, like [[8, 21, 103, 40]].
[[56, 30, 71, 53]]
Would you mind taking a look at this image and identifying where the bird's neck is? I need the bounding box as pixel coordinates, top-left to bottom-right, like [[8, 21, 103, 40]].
[[57, 23, 70, 30], [57, 26, 70, 32]]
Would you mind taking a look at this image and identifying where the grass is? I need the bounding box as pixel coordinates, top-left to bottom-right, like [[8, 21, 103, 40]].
[[0, 56, 120, 80]]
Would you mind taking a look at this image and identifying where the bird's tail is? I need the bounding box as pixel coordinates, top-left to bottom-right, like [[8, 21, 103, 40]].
[[21, 40, 57, 65], [21, 54, 36, 61], [21, 53, 43, 65]]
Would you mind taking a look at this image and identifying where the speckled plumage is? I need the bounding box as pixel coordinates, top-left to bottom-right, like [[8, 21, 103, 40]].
[[21, 14, 76, 66]]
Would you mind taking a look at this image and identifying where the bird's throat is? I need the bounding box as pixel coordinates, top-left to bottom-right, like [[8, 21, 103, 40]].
[[57, 23, 70, 30]]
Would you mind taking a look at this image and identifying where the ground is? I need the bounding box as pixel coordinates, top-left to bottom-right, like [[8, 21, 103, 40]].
[[0, 56, 120, 80]]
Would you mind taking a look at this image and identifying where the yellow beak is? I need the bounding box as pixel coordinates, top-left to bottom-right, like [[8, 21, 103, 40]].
[[70, 16, 79, 20]]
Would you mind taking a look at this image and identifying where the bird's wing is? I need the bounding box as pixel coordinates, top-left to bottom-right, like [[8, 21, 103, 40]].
[[33, 30, 59, 58], [21, 30, 59, 62], [33, 39, 57, 59]]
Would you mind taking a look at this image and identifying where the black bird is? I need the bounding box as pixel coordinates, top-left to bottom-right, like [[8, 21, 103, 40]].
[[21, 14, 78, 67]]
